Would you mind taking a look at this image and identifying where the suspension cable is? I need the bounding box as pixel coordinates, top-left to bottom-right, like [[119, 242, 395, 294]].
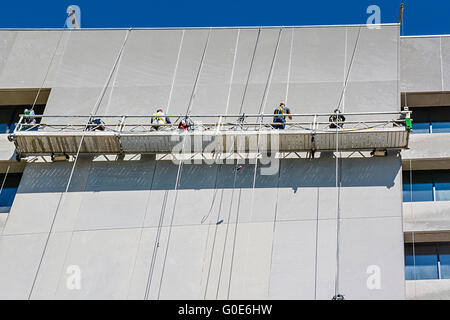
[[239, 28, 261, 115], [332, 26, 362, 300], [268, 27, 293, 298], [127, 29, 186, 297], [227, 27, 283, 299], [154, 28, 212, 299], [31, 29, 66, 111], [139, 30, 185, 300], [336, 26, 361, 112], [27, 29, 132, 299]]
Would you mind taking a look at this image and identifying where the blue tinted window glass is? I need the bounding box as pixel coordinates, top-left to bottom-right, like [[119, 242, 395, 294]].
[[0, 173, 22, 213], [412, 122, 430, 134], [439, 243, 450, 279], [0, 124, 9, 133], [403, 172, 412, 202], [432, 122, 450, 133], [8, 123, 15, 133], [403, 171, 434, 202], [0, 187, 18, 207], [405, 244, 439, 280], [435, 171, 450, 201]]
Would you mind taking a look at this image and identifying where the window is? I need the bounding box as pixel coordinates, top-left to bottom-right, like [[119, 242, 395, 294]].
[[403, 170, 450, 202], [405, 242, 450, 280], [410, 106, 450, 134], [0, 173, 22, 213], [0, 105, 45, 134]]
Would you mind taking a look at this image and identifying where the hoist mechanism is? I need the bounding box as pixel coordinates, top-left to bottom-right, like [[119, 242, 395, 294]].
[[8, 111, 411, 159]]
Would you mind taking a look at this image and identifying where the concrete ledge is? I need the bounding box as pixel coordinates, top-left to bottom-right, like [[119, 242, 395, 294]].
[[406, 279, 450, 299], [403, 201, 450, 232], [402, 133, 450, 166]]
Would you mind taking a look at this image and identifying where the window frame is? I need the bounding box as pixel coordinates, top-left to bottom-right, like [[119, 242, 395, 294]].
[[405, 242, 450, 280], [403, 170, 450, 203]]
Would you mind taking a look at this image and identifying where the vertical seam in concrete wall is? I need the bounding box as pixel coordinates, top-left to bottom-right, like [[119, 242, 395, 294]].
[[51, 159, 95, 298]]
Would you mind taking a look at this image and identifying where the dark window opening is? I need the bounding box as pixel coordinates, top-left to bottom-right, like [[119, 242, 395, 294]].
[[0, 105, 45, 134], [410, 106, 450, 134], [0, 173, 22, 213], [405, 242, 450, 280], [403, 170, 450, 202]]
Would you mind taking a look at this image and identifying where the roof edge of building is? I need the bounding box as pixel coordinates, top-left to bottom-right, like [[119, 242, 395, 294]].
[[0, 23, 400, 32]]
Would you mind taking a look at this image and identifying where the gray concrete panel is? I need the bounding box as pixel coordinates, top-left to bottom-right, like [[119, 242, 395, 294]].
[[41, 228, 142, 299], [0, 233, 47, 299], [0, 32, 18, 86], [157, 224, 211, 299], [400, 37, 443, 92], [348, 25, 399, 82], [0, 31, 61, 88], [339, 216, 405, 299], [227, 222, 274, 299], [268, 220, 317, 299], [48, 30, 128, 89], [340, 155, 402, 219]]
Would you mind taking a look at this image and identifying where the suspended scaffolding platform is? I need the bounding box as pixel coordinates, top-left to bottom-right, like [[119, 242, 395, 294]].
[[8, 111, 411, 157]]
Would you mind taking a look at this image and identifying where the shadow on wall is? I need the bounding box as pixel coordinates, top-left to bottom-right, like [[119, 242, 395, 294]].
[[16, 153, 401, 194]]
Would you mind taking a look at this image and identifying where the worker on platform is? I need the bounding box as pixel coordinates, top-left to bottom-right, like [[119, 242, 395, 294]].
[[151, 108, 171, 131], [178, 117, 192, 131], [87, 118, 105, 131], [272, 102, 292, 130], [399, 106, 412, 130], [22, 108, 38, 131], [329, 108, 345, 129]]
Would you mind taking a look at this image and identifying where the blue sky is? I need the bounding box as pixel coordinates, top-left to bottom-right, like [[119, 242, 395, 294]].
[[0, 0, 448, 35]]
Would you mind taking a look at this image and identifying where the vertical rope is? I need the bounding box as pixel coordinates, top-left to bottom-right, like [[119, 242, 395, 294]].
[[155, 28, 212, 299], [31, 29, 66, 111], [336, 26, 361, 112], [333, 125, 341, 298], [332, 25, 362, 300], [268, 27, 292, 297], [90, 29, 132, 116], [140, 29, 185, 300], [203, 29, 240, 299], [227, 28, 282, 299], [186, 28, 212, 116], [28, 29, 132, 299], [238, 28, 261, 115]]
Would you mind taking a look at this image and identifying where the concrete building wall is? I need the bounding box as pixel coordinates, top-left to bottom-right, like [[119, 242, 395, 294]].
[[401, 35, 450, 93], [0, 25, 405, 299]]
